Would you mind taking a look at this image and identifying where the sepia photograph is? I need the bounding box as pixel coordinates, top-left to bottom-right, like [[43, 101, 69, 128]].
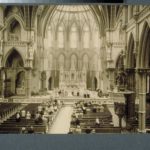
[[0, 5, 150, 134]]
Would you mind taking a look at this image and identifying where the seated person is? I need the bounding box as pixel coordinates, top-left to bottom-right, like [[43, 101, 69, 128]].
[[100, 105, 104, 112], [31, 110, 35, 118], [48, 105, 54, 114], [82, 106, 87, 114], [28, 126, 34, 134], [85, 126, 92, 134], [34, 112, 42, 124], [92, 107, 97, 113], [75, 125, 82, 134], [95, 118, 100, 127], [91, 129, 96, 134], [54, 105, 57, 112], [26, 111, 31, 120], [75, 118, 80, 126], [21, 127, 27, 134], [38, 105, 43, 112], [16, 112, 21, 122]]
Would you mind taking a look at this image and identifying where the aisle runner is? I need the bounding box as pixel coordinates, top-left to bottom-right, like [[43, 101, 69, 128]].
[[49, 106, 73, 134]]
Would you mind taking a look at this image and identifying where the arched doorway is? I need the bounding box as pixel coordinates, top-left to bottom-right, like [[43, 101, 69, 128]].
[[15, 71, 25, 95], [4, 49, 24, 97]]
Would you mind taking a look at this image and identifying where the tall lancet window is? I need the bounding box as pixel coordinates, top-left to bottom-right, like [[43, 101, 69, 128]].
[[70, 55, 77, 70], [48, 54, 53, 70], [48, 26, 53, 47], [94, 28, 100, 48], [92, 55, 98, 71], [83, 25, 90, 48], [57, 25, 64, 48], [70, 24, 78, 48], [59, 54, 65, 70], [83, 54, 89, 70]]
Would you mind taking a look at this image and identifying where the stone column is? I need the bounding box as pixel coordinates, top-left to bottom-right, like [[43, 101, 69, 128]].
[[25, 69, 31, 98], [0, 69, 5, 99], [122, 6, 128, 27], [138, 73, 146, 133]]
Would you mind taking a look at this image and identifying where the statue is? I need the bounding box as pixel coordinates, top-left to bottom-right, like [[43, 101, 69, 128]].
[[116, 71, 127, 91]]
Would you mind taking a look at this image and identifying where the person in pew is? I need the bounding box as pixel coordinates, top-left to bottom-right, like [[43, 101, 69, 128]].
[[21, 127, 27, 134], [34, 112, 41, 124], [48, 105, 54, 114], [75, 125, 81, 134], [27, 126, 34, 134], [91, 129, 96, 134], [100, 105, 104, 112], [95, 117, 100, 127], [71, 116, 76, 125], [75, 117, 80, 126], [85, 126, 92, 134], [16, 112, 21, 122], [92, 107, 97, 113], [26, 111, 31, 120], [31, 110, 35, 118], [54, 105, 57, 112], [82, 106, 87, 114], [38, 105, 43, 112]]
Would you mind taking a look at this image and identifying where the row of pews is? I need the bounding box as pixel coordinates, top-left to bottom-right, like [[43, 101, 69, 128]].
[[0, 103, 46, 134], [0, 100, 63, 134], [0, 103, 21, 123], [69, 101, 121, 133]]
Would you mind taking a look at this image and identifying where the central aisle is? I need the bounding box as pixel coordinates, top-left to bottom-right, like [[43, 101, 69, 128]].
[[49, 105, 73, 134]]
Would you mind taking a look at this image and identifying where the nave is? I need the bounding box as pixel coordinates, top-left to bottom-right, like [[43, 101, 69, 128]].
[[0, 98, 129, 134]]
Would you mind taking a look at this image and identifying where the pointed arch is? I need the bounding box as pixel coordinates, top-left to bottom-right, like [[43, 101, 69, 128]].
[[70, 54, 78, 70], [127, 33, 135, 68], [58, 53, 65, 69], [70, 23, 78, 48], [82, 54, 89, 70], [83, 23, 90, 48], [3, 48, 25, 67], [138, 22, 150, 68], [56, 23, 65, 48]]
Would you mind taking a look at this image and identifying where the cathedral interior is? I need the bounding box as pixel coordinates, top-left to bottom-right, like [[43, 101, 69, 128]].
[[0, 5, 150, 134]]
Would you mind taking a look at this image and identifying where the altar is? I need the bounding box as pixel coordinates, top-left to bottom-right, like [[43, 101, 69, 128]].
[[59, 70, 86, 90]]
